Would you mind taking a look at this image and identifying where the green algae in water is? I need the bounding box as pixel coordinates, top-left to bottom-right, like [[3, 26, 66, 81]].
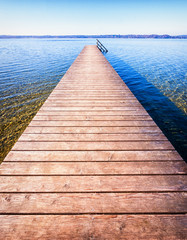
[[0, 91, 51, 162], [0, 70, 60, 163], [0, 38, 83, 163]]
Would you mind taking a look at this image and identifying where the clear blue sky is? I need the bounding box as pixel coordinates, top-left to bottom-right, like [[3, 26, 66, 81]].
[[0, 0, 186, 35]]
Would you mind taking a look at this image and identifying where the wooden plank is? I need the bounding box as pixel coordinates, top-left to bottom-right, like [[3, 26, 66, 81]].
[[42, 102, 142, 107], [33, 115, 152, 121], [43, 102, 142, 106], [12, 141, 174, 151], [51, 88, 132, 92], [0, 193, 186, 213], [0, 215, 186, 240], [4, 150, 182, 162], [0, 176, 186, 192], [23, 126, 161, 134], [28, 120, 156, 127], [51, 86, 129, 89], [49, 94, 135, 97], [1, 162, 186, 175], [39, 107, 145, 111], [56, 86, 128, 89], [51, 90, 131, 92], [44, 99, 141, 104], [18, 133, 167, 142], [46, 95, 137, 99], [36, 110, 149, 116], [47, 96, 136, 100]]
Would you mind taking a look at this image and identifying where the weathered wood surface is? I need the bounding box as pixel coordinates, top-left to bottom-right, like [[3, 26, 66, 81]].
[[0, 193, 186, 213], [4, 150, 182, 161], [0, 215, 186, 240], [0, 45, 186, 239], [1, 162, 187, 175], [0, 176, 186, 192]]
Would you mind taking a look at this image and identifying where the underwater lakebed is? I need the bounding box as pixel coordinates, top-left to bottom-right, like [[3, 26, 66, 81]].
[[0, 38, 186, 161]]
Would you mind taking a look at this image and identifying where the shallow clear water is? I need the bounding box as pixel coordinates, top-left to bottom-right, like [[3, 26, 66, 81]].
[[0, 38, 187, 161], [104, 39, 187, 160]]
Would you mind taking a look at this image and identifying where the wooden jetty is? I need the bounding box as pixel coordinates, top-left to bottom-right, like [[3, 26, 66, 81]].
[[0, 45, 186, 239]]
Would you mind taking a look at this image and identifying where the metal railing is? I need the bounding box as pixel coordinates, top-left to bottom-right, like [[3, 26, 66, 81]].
[[96, 39, 108, 53]]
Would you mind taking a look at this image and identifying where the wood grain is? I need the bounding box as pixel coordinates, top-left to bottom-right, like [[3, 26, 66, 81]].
[[0, 215, 186, 240], [0, 193, 186, 213], [1, 161, 186, 175], [4, 150, 182, 162], [0, 176, 186, 192]]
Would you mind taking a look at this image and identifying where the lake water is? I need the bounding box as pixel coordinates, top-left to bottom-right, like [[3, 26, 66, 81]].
[[0, 38, 187, 161]]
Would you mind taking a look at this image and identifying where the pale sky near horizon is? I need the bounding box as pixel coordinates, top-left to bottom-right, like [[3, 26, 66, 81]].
[[0, 0, 186, 35]]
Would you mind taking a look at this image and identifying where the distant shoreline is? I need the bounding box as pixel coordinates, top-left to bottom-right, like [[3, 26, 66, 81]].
[[0, 34, 187, 39]]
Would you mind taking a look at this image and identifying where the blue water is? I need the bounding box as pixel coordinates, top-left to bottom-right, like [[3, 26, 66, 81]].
[[0, 38, 187, 161]]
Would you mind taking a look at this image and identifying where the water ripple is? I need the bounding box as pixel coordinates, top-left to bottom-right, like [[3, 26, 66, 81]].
[[0, 38, 187, 161]]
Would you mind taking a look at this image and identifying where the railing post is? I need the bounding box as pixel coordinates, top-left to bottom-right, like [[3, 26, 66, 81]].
[[96, 39, 108, 53]]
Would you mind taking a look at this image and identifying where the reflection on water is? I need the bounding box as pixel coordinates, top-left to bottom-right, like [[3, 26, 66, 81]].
[[104, 39, 187, 160], [0, 38, 187, 162], [106, 55, 187, 160], [104, 39, 187, 114]]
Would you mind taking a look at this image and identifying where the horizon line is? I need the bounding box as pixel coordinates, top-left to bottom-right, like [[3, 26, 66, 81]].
[[0, 34, 187, 39]]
